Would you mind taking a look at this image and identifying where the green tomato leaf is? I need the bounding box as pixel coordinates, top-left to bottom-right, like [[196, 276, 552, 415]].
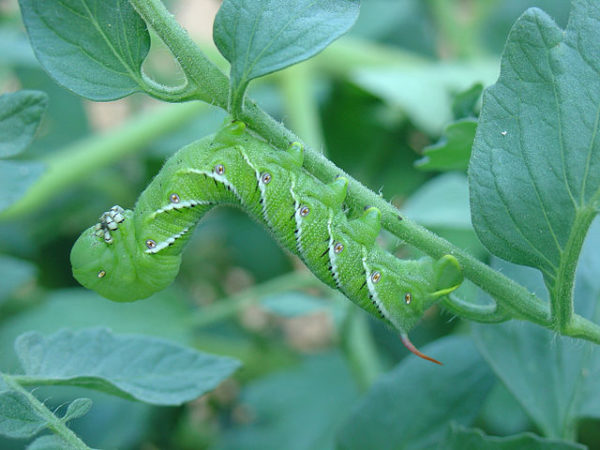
[[440, 423, 586, 450], [213, 0, 359, 107], [218, 352, 359, 450], [352, 61, 498, 135], [26, 435, 72, 450], [61, 398, 92, 423], [451, 82, 483, 120], [14, 328, 241, 405], [472, 220, 600, 438], [0, 289, 196, 372], [18, 0, 150, 101], [415, 119, 476, 172], [0, 90, 47, 158], [402, 173, 478, 232], [0, 390, 45, 438], [479, 382, 531, 435], [336, 336, 495, 450], [469, 0, 600, 279], [0, 160, 46, 213]]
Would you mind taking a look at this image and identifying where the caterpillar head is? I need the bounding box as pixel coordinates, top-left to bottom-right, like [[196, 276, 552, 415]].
[[371, 260, 432, 331], [374, 254, 463, 364], [70, 206, 181, 302]]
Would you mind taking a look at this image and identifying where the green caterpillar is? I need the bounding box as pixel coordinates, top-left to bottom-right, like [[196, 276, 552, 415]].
[[71, 121, 462, 363]]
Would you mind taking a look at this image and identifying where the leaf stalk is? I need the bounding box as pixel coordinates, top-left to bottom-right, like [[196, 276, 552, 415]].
[[549, 208, 597, 334], [0, 373, 91, 449]]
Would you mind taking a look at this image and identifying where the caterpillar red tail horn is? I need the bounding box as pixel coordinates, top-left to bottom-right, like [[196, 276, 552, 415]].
[[401, 334, 442, 365]]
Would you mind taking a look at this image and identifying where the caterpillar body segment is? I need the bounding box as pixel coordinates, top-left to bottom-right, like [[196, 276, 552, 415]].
[[71, 121, 463, 360], [70, 208, 182, 302]]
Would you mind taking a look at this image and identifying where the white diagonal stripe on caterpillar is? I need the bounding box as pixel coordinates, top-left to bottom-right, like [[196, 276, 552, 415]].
[[326, 209, 343, 289], [237, 147, 272, 228], [361, 246, 398, 329], [182, 169, 244, 206], [145, 226, 191, 254], [151, 199, 214, 217], [289, 174, 305, 258]]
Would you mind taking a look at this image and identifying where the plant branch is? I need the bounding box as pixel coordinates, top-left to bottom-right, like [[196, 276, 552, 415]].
[[139, 71, 199, 102], [550, 208, 597, 332], [130, 0, 229, 107], [441, 294, 511, 324], [1, 373, 90, 449], [241, 104, 555, 322], [114, 0, 600, 343], [228, 79, 249, 119]]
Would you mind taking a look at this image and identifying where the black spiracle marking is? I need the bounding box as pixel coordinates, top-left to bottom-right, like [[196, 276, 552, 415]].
[[368, 293, 385, 318]]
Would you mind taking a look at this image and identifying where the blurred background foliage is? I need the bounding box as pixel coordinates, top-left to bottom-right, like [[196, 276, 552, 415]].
[[1, 0, 597, 449]]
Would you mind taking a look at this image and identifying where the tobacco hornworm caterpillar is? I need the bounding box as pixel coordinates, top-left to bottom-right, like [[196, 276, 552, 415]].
[[71, 121, 462, 363]]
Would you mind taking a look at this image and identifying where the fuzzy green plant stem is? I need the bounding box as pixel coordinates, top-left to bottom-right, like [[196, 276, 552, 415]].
[[1, 373, 91, 449], [441, 294, 510, 324], [228, 80, 249, 118], [130, 0, 228, 108], [239, 103, 554, 326], [129, 0, 600, 344], [549, 207, 597, 335]]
